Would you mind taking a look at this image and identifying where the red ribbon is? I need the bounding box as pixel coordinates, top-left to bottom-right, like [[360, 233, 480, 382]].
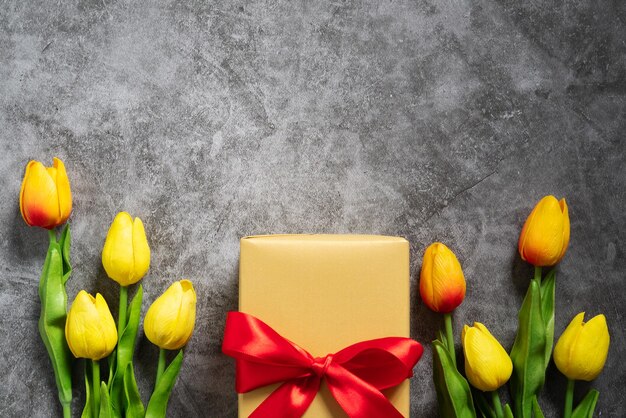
[[222, 311, 423, 418]]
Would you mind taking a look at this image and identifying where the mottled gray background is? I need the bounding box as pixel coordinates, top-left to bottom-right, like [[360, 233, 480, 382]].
[[1, 0, 624, 417]]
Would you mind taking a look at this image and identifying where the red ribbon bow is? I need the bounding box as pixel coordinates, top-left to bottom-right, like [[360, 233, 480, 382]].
[[222, 311, 423, 418]]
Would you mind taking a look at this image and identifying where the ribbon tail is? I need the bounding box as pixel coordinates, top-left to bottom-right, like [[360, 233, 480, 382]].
[[249, 376, 321, 418], [326, 364, 405, 418]]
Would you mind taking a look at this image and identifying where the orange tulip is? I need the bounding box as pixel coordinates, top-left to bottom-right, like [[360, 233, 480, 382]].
[[518, 195, 569, 266], [420, 242, 466, 313], [19, 158, 72, 229]]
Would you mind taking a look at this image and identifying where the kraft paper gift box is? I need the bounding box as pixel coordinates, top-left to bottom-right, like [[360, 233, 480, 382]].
[[238, 234, 411, 417]]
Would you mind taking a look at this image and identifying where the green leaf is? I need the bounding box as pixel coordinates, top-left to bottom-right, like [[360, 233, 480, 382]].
[[123, 363, 145, 418], [572, 389, 599, 418], [38, 234, 73, 409], [99, 382, 114, 418], [540, 269, 556, 370], [511, 279, 546, 418], [82, 361, 92, 418], [503, 404, 514, 418], [145, 350, 185, 418], [108, 349, 116, 387], [532, 396, 545, 418], [471, 388, 496, 418], [110, 286, 143, 415], [58, 224, 72, 285], [510, 279, 546, 418], [438, 330, 448, 351], [432, 340, 477, 418]]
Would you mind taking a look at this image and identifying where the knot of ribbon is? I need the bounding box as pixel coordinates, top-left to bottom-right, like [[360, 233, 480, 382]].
[[311, 354, 334, 377], [222, 311, 423, 418]]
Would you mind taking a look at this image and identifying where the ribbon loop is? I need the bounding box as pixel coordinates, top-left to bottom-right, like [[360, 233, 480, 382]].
[[222, 311, 423, 418]]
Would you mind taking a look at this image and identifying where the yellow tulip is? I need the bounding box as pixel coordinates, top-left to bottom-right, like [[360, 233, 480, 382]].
[[144, 280, 196, 350], [553, 312, 610, 381], [102, 212, 150, 286], [518, 195, 570, 267], [65, 291, 118, 360], [19, 157, 72, 229], [420, 242, 466, 313], [462, 323, 512, 391]]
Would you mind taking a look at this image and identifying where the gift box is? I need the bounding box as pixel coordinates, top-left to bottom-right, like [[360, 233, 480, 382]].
[[237, 234, 412, 417]]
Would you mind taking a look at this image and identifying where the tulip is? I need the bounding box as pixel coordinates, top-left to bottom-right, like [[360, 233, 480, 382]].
[[554, 312, 609, 418], [102, 212, 150, 417], [554, 312, 609, 382], [66, 291, 117, 417], [144, 280, 197, 350], [518, 195, 570, 267], [102, 212, 150, 287], [65, 291, 118, 361], [420, 242, 466, 313], [462, 322, 513, 392], [19, 157, 72, 229], [143, 281, 195, 414], [420, 242, 466, 367]]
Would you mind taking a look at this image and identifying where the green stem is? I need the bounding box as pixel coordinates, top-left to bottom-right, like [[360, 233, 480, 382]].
[[564, 379, 575, 418], [156, 348, 167, 387], [49, 226, 71, 418], [62, 402, 71, 418], [92, 360, 101, 418], [491, 390, 504, 418], [443, 313, 456, 367], [534, 265, 542, 286], [118, 286, 128, 339]]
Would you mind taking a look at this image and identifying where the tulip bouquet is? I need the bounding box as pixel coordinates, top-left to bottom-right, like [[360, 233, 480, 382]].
[[422, 196, 610, 418], [19, 158, 197, 418]]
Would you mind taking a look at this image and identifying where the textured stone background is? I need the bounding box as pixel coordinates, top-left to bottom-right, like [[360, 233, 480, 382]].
[[1, 0, 624, 417]]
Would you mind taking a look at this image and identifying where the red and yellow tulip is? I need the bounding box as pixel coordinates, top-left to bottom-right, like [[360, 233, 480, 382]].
[[420, 242, 466, 313], [19, 157, 72, 229], [518, 195, 570, 267]]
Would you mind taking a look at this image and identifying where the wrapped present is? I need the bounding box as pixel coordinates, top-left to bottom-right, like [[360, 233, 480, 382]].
[[223, 234, 422, 418]]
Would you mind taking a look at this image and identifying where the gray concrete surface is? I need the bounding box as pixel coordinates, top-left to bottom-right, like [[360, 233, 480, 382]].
[[1, 0, 624, 417]]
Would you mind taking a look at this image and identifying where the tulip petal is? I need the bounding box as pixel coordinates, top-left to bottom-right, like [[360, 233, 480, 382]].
[[95, 294, 119, 359], [554, 312, 585, 378], [145, 282, 183, 348], [175, 280, 197, 348], [53, 157, 72, 223], [131, 217, 150, 281], [419, 248, 434, 310], [569, 315, 609, 381], [557, 199, 570, 262]]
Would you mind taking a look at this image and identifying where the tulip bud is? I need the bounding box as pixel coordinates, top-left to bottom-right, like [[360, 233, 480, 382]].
[[144, 280, 196, 350], [553, 312, 610, 381], [462, 323, 512, 392], [19, 157, 72, 229], [419, 242, 466, 313], [102, 212, 150, 286], [518, 195, 570, 267], [65, 291, 118, 360]]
